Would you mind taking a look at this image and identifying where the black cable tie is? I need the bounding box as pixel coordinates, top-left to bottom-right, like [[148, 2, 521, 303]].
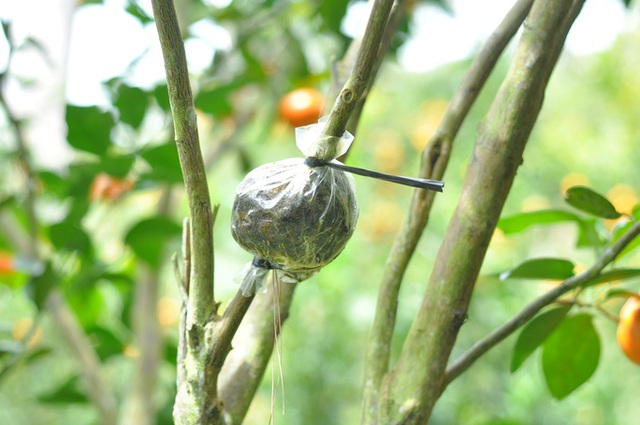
[[252, 257, 281, 270], [304, 157, 444, 192]]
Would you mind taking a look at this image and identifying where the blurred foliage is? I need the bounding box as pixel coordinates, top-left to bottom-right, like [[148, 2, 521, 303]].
[[0, 1, 640, 425]]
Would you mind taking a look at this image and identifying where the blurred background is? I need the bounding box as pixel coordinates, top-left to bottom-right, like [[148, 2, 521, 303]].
[[0, 0, 639, 424]]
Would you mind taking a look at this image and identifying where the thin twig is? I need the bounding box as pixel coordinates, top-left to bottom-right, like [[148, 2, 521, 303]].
[[175, 217, 190, 394], [181, 216, 191, 297], [1, 24, 117, 425], [0, 314, 43, 381], [121, 266, 162, 425], [595, 304, 620, 324], [444, 220, 640, 386], [47, 292, 118, 425], [216, 2, 407, 422], [0, 22, 38, 256], [152, 0, 220, 421], [122, 186, 174, 425], [152, 0, 215, 321], [210, 291, 256, 369], [346, 0, 409, 138], [554, 298, 620, 324], [218, 281, 297, 425], [330, 0, 408, 142], [321, 0, 395, 139], [0, 212, 32, 255], [172, 254, 185, 303]]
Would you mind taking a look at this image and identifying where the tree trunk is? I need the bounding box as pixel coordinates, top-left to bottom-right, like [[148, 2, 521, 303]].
[[381, 0, 585, 422]]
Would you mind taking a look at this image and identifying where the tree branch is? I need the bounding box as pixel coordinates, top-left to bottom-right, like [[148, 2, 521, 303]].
[[121, 266, 162, 425], [210, 291, 255, 370], [444, 220, 640, 386], [0, 212, 32, 256], [47, 292, 118, 425], [0, 22, 38, 257], [152, 0, 214, 320], [348, 0, 406, 135], [152, 0, 222, 422], [214, 2, 405, 421], [121, 188, 174, 425], [330, 0, 409, 142], [1, 26, 118, 424], [321, 0, 395, 139], [383, 0, 585, 422], [361, 0, 534, 421], [175, 218, 190, 400], [219, 282, 296, 424]]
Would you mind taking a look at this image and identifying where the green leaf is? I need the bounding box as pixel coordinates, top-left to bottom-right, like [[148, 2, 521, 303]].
[[542, 314, 600, 400], [69, 261, 109, 290], [18, 36, 48, 57], [0, 341, 22, 355], [38, 171, 67, 198], [195, 86, 234, 116], [583, 268, 640, 288], [318, 0, 349, 34], [195, 79, 246, 117], [68, 286, 105, 328], [429, 0, 454, 14], [564, 186, 621, 219], [139, 142, 183, 184], [101, 154, 135, 179], [38, 375, 88, 404], [125, 0, 153, 24], [611, 221, 640, 259], [280, 28, 311, 79], [49, 221, 93, 257], [239, 44, 267, 81], [87, 326, 125, 361], [164, 340, 178, 366], [498, 209, 581, 235], [603, 288, 640, 301], [25, 347, 53, 363], [576, 218, 606, 248], [115, 84, 148, 129], [66, 162, 100, 199], [0, 194, 15, 210], [66, 105, 114, 155], [67, 199, 91, 224], [26, 263, 58, 310], [0, 273, 27, 290], [125, 217, 182, 267], [152, 84, 171, 111], [500, 258, 575, 281], [511, 305, 571, 372]]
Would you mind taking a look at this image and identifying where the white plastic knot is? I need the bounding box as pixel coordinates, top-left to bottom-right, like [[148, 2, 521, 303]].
[[295, 115, 354, 161]]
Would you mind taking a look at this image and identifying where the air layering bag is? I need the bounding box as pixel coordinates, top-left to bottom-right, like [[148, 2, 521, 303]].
[[231, 118, 444, 297]]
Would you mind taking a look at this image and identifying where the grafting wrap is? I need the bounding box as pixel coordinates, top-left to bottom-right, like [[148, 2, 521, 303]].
[[231, 118, 358, 297]]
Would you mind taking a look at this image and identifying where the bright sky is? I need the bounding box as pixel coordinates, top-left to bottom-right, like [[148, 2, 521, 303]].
[[0, 0, 635, 107]]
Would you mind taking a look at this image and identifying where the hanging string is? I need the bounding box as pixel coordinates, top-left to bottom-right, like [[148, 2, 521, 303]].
[[269, 272, 286, 424], [304, 156, 445, 192]]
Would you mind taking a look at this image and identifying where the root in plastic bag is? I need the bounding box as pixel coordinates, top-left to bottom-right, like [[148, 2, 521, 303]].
[[232, 119, 358, 296]]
